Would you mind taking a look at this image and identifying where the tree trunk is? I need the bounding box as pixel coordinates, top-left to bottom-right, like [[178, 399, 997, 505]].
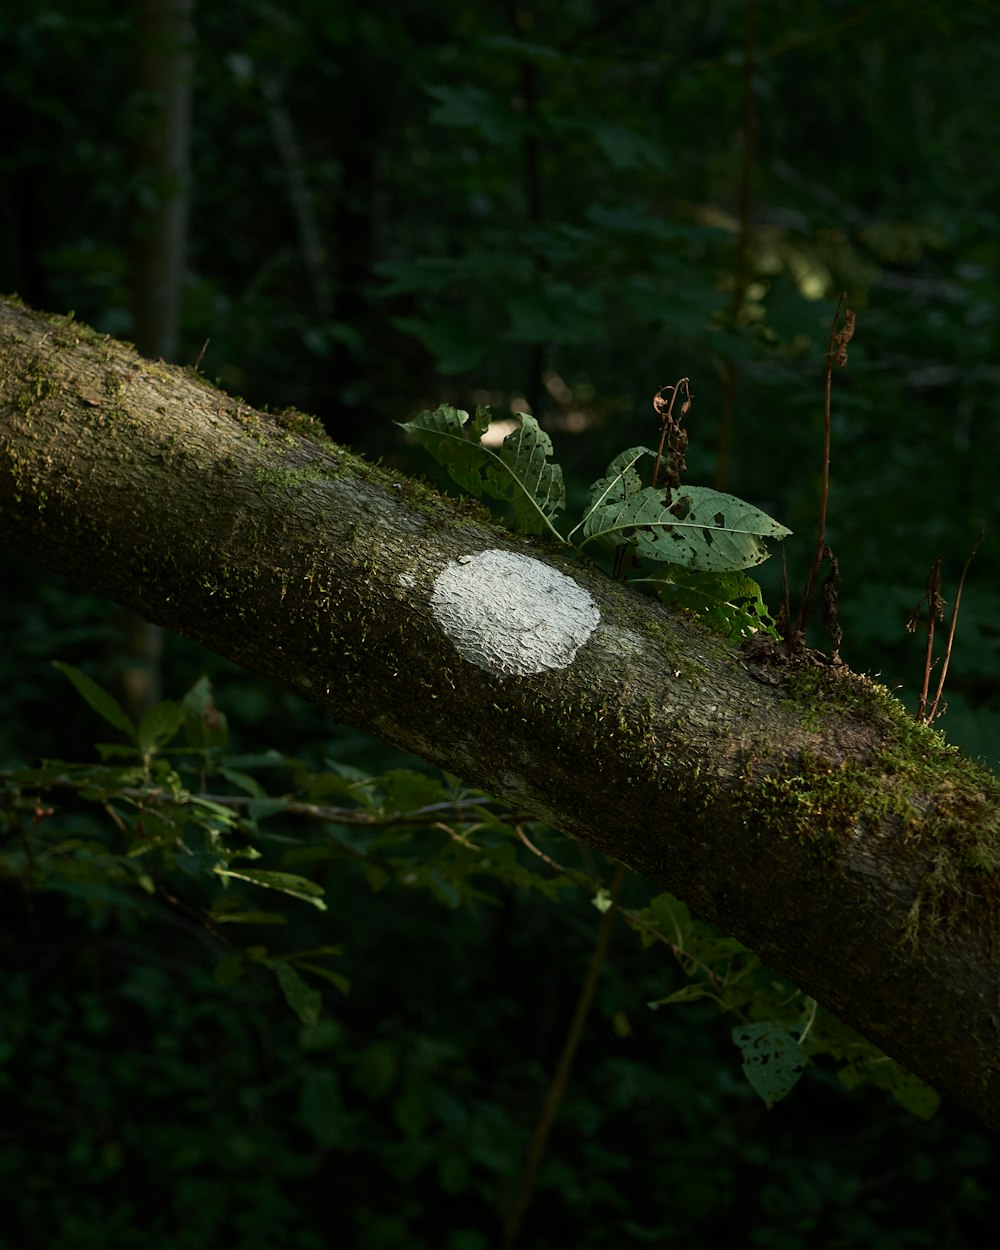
[[2, 295, 1000, 1130]]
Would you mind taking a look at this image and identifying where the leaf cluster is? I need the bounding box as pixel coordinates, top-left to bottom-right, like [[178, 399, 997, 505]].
[[401, 404, 790, 637], [1, 661, 933, 1116]]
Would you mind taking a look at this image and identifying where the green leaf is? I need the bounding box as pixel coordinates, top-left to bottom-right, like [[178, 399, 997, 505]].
[[378, 768, 449, 814], [137, 699, 184, 755], [570, 446, 655, 543], [732, 1022, 808, 1108], [648, 983, 716, 1008], [215, 867, 327, 910], [272, 962, 322, 1027], [399, 405, 566, 539], [290, 961, 351, 996], [592, 887, 614, 914], [219, 767, 266, 798], [52, 661, 137, 741], [637, 567, 779, 638], [581, 480, 791, 572]]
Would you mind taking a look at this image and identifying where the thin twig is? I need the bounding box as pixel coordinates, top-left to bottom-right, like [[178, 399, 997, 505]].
[[925, 533, 983, 724], [913, 557, 943, 723], [797, 293, 854, 639], [1, 774, 508, 829]]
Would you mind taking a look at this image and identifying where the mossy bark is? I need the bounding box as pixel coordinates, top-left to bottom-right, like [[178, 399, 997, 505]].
[[3, 296, 1000, 1129]]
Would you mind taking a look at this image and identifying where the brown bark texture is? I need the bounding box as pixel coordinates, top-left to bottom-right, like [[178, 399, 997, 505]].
[[2, 296, 1000, 1129]]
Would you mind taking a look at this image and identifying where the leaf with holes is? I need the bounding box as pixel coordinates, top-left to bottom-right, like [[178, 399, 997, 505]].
[[581, 483, 790, 572], [636, 567, 779, 638], [732, 1022, 808, 1107], [399, 405, 565, 538], [568, 445, 655, 543]]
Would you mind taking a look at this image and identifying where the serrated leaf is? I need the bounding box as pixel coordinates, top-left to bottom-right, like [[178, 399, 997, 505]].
[[732, 1022, 808, 1107], [399, 405, 566, 538], [137, 699, 184, 755], [568, 446, 655, 542], [582, 483, 790, 572], [52, 661, 137, 741], [215, 867, 327, 910], [638, 567, 779, 638]]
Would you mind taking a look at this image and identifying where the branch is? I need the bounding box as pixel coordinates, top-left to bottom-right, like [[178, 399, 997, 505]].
[[2, 296, 1000, 1130]]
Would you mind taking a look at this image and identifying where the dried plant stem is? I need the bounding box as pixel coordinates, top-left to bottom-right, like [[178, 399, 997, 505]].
[[797, 293, 854, 640], [916, 558, 942, 724], [919, 533, 983, 724]]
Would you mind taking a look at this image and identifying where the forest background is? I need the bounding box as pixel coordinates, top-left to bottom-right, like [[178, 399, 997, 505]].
[[1, 1, 999, 1247]]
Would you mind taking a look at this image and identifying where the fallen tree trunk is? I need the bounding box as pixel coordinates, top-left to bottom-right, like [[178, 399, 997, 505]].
[[2, 295, 999, 1128]]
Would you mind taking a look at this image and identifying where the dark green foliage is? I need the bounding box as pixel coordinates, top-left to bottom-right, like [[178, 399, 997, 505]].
[[1, 677, 998, 1248]]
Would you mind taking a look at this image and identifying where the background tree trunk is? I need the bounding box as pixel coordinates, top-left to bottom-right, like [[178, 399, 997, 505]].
[[2, 295, 1000, 1130]]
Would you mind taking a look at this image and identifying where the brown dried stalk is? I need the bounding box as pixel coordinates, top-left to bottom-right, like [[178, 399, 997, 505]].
[[794, 293, 854, 647], [910, 534, 983, 725]]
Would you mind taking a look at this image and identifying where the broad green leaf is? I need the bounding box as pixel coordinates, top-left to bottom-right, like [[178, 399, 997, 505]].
[[52, 661, 137, 741], [273, 962, 322, 1027], [637, 567, 779, 638], [732, 1022, 808, 1107], [215, 867, 327, 910], [568, 445, 654, 543], [582, 483, 791, 572], [399, 405, 566, 539], [137, 699, 184, 755]]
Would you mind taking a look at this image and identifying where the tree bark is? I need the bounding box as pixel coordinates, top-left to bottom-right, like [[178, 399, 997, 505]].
[[2, 295, 1000, 1129]]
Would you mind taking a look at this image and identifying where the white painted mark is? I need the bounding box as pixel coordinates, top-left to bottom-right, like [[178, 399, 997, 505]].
[[431, 549, 600, 676]]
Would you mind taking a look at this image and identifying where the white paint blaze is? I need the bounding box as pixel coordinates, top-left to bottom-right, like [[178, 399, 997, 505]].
[[431, 549, 600, 676]]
